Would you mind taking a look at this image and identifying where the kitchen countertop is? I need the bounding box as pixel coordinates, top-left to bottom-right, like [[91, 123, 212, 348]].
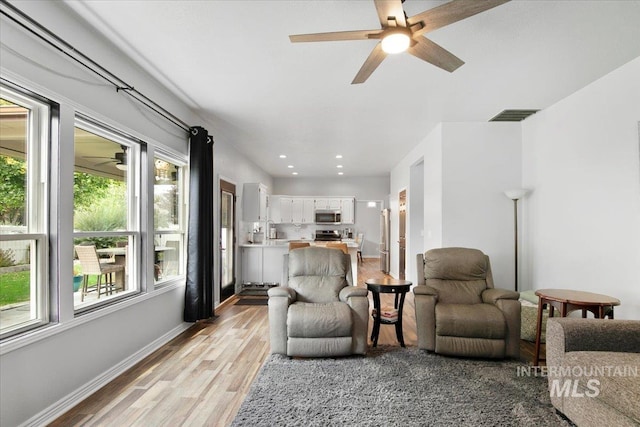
[[240, 240, 358, 248]]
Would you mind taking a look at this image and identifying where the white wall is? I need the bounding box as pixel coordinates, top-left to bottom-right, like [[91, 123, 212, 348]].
[[0, 2, 272, 425], [272, 176, 389, 257], [521, 56, 640, 319], [390, 122, 522, 287], [211, 141, 273, 302], [441, 123, 522, 289]]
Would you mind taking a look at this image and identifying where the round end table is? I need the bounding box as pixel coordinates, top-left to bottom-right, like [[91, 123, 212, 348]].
[[365, 278, 412, 347]]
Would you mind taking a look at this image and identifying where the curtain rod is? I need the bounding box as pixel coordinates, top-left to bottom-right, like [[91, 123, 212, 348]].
[[0, 0, 191, 133]]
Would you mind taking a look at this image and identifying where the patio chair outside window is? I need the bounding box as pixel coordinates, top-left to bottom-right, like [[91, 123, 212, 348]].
[[75, 245, 125, 301]]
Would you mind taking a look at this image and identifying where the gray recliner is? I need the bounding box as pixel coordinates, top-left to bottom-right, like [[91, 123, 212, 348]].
[[414, 247, 521, 359], [268, 246, 369, 357]]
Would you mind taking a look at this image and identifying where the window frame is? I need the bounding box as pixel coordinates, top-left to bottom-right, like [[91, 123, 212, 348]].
[[72, 115, 143, 314], [0, 82, 52, 339], [152, 151, 187, 286]]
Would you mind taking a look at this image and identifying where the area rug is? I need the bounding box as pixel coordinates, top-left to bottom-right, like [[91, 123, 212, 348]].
[[231, 347, 573, 426]]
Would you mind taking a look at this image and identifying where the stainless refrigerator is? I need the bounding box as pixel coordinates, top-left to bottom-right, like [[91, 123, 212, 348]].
[[379, 208, 390, 273]]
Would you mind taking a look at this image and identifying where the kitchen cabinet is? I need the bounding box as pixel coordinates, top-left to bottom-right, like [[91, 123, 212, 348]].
[[242, 183, 268, 222], [262, 246, 288, 284], [315, 198, 341, 210], [340, 198, 355, 224], [269, 195, 281, 223], [291, 198, 315, 223], [241, 245, 287, 285], [241, 246, 263, 284], [279, 197, 293, 223], [273, 197, 315, 224], [270, 195, 355, 224]]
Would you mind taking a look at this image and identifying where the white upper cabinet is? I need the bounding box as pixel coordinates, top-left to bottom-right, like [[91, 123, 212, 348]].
[[302, 199, 315, 223], [279, 197, 293, 223], [269, 195, 355, 224], [340, 198, 355, 224], [286, 198, 315, 224], [315, 198, 341, 210], [242, 183, 268, 222]]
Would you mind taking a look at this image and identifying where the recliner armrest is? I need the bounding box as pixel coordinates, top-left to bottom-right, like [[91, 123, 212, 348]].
[[413, 285, 438, 297], [339, 286, 368, 302], [268, 286, 297, 302], [482, 288, 519, 304]]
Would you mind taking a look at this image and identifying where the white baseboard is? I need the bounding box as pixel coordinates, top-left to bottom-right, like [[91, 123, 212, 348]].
[[22, 322, 192, 427]]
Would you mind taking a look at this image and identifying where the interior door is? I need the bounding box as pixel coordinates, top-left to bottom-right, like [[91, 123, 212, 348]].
[[220, 180, 236, 302], [399, 190, 407, 280]]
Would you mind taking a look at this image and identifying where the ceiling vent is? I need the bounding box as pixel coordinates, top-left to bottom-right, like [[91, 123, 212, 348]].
[[490, 109, 540, 122]]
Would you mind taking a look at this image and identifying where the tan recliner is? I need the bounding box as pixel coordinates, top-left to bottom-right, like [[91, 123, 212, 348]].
[[413, 247, 521, 359], [268, 246, 369, 357]]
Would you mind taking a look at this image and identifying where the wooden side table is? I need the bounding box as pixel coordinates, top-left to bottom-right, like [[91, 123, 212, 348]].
[[366, 278, 412, 347], [533, 289, 620, 365]]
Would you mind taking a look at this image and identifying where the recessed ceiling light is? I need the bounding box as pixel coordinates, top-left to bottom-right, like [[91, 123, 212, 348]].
[[279, 154, 287, 158], [292, 172, 298, 175], [336, 165, 343, 168], [335, 154, 343, 159], [287, 165, 294, 168], [338, 172, 344, 176]]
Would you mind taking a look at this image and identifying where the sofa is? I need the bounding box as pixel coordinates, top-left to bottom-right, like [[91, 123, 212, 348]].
[[546, 318, 640, 426]]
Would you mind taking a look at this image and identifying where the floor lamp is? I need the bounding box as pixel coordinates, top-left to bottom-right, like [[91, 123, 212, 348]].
[[504, 189, 530, 292]]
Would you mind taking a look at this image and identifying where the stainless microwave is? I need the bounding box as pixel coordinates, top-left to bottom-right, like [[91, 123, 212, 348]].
[[315, 210, 341, 224]]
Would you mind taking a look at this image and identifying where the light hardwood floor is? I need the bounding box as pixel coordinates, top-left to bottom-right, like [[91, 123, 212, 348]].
[[50, 259, 538, 426]]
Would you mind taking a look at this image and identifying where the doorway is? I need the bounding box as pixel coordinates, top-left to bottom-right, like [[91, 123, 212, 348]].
[[220, 179, 236, 302], [399, 189, 407, 280]]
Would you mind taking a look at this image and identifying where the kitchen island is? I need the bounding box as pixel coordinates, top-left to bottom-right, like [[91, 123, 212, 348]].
[[240, 240, 359, 287]]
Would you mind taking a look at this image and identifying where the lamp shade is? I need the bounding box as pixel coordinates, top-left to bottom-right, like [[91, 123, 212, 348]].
[[503, 189, 530, 200]]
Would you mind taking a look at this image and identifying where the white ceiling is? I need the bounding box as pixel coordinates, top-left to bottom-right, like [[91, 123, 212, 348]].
[[65, 0, 640, 178]]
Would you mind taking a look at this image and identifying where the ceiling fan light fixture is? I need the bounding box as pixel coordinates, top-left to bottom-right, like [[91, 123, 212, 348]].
[[381, 31, 411, 54]]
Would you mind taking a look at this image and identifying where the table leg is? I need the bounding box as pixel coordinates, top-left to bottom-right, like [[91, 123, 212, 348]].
[[533, 298, 545, 366], [371, 291, 381, 347], [395, 291, 406, 347]]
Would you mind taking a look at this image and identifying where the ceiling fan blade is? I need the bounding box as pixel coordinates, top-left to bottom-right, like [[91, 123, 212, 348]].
[[290, 29, 382, 43], [408, 0, 509, 37], [374, 0, 407, 27], [408, 37, 464, 72], [351, 43, 387, 84]]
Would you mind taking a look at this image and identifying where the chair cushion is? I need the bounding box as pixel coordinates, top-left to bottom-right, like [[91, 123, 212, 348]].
[[288, 247, 349, 303], [436, 303, 506, 339], [424, 248, 489, 281], [287, 301, 352, 338], [425, 279, 486, 304]]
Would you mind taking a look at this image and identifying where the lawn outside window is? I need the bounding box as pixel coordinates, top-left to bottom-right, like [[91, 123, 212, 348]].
[[0, 84, 51, 339]]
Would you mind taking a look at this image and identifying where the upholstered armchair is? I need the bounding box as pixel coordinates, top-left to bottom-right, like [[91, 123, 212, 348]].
[[268, 246, 369, 357], [413, 247, 521, 359]]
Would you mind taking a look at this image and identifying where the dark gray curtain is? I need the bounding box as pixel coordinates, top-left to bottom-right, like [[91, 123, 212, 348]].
[[184, 126, 215, 322]]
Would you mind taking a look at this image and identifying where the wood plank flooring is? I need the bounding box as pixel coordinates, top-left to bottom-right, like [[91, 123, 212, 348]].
[[50, 259, 540, 426]]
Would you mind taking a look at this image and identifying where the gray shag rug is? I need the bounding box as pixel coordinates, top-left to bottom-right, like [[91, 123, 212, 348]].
[[232, 347, 573, 426]]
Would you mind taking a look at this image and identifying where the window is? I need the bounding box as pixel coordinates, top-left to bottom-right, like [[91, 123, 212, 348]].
[[153, 156, 185, 284], [73, 117, 140, 311], [0, 84, 51, 338]]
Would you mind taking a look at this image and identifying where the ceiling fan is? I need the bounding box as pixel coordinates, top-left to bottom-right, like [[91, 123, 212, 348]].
[[289, 0, 510, 84], [84, 146, 128, 170]]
